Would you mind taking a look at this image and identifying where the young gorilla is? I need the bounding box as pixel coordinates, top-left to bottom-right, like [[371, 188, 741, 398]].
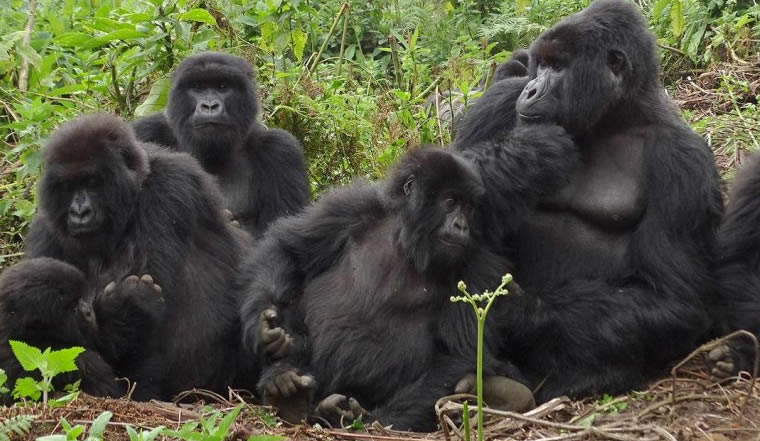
[[238, 147, 549, 431], [133, 52, 310, 236], [12, 114, 248, 400], [0, 258, 122, 401], [708, 155, 760, 379], [453, 0, 723, 401]]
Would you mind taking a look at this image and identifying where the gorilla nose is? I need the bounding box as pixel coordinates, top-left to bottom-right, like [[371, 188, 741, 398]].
[[68, 202, 93, 225], [198, 100, 222, 116], [453, 219, 469, 235]]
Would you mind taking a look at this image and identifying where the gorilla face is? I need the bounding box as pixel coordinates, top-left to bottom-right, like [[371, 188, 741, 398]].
[[516, 0, 657, 134], [39, 115, 148, 249], [388, 149, 485, 274], [166, 52, 259, 167]]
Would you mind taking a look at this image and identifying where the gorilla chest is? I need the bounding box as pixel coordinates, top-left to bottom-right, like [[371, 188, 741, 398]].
[[302, 235, 439, 382], [517, 133, 647, 285]]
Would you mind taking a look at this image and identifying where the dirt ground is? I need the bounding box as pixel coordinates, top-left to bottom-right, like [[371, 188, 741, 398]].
[[2, 336, 759, 441]]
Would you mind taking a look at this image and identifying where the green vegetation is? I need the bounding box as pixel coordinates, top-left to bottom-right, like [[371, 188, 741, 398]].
[[1, 0, 756, 260], [7, 340, 83, 406], [450, 274, 513, 441]]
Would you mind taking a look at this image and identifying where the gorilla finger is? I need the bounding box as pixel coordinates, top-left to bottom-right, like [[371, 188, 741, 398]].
[[223, 209, 234, 220], [125, 275, 140, 285], [716, 361, 735, 373], [262, 308, 279, 325], [348, 397, 367, 418], [275, 372, 297, 397], [455, 374, 476, 394], [231, 220, 241, 228], [296, 375, 314, 389], [317, 393, 348, 416], [269, 335, 293, 359], [708, 345, 731, 361], [140, 274, 153, 284], [153, 284, 162, 294], [265, 381, 280, 397], [261, 327, 285, 344], [104, 281, 116, 295]]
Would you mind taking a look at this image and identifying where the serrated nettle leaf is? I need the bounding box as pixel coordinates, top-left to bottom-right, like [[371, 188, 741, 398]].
[[9, 340, 44, 372], [12, 377, 41, 401], [46, 346, 85, 375]]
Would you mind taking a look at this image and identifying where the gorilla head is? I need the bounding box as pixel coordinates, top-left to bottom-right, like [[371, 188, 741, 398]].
[[166, 52, 259, 166], [39, 114, 149, 251], [385, 149, 485, 274], [517, 0, 659, 133]]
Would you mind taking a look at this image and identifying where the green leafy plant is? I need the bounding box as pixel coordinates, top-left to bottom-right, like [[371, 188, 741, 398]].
[[0, 415, 36, 441], [450, 274, 513, 441], [37, 411, 112, 441], [9, 340, 84, 406], [126, 425, 165, 441], [161, 405, 242, 441]]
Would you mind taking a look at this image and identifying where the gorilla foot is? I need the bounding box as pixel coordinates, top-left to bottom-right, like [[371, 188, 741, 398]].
[[455, 374, 535, 412], [315, 394, 373, 428], [262, 370, 314, 424], [257, 307, 293, 360], [708, 344, 738, 380], [100, 274, 165, 319]]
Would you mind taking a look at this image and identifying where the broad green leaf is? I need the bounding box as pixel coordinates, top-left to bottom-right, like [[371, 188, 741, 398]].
[[36, 436, 69, 441], [134, 78, 170, 117], [652, 0, 671, 20], [178, 9, 217, 27], [82, 29, 147, 49], [9, 340, 43, 371], [212, 407, 242, 439], [670, 0, 683, 37], [55, 32, 91, 47], [88, 411, 113, 437], [49, 390, 79, 408], [13, 377, 41, 400], [46, 346, 85, 376], [290, 28, 306, 61]]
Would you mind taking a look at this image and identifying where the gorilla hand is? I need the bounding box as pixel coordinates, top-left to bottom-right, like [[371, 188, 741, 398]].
[[259, 367, 314, 424], [494, 49, 530, 82], [708, 344, 739, 380], [257, 307, 294, 360], [316, 394, 374, 427], [223, 209, 241, 229], [455, 374, 535, 412]]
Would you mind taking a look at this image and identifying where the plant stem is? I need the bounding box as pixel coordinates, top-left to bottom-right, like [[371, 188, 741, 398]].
[[476, 314, 484, 441], [337, 4, 350, 75]]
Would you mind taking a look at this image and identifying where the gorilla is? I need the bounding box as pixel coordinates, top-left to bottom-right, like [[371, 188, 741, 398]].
[[133, 52, 310, 236], [2, 114, 248, 400], [238, 141, 573, 431], [452, 0, 723, 401], [0, 258, 122, 401], [708, 155, 760, 379]]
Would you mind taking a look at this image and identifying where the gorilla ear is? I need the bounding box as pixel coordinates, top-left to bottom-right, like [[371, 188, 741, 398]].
[[403, 175, 416, 196], [607, 49, 628, 75]]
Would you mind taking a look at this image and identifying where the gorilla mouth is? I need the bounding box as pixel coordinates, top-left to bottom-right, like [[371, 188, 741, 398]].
[[518, 112, 542, 121], [439, 236, 468, 248]]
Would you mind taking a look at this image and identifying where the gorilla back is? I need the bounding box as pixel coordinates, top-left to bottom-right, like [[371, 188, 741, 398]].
[[134, 52, 309, 236], [23, 114, 247, 400]]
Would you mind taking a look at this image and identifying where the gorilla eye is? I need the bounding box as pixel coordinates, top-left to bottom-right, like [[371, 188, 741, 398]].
[[443, 198, 458, 211], [218, 82, 227, 90], [608, 50, 626, 74], [86, 176, 102, 187]]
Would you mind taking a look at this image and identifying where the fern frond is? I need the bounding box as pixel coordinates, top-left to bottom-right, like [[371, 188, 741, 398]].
[[0, 414, 37, 441]]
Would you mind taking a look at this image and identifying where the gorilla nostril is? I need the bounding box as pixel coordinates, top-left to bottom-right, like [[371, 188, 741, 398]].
[[527, 88, 537, 99]]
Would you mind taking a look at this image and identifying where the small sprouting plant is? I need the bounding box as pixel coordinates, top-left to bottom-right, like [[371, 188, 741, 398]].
[[0, 415, 36, 441], [161, 406, 242, 441], [9, 340, 84, 406], [126, 425, 165, 441], [37, 411, 112, 441], [450, 274, 513, 441], [0, 368, 8, 396]]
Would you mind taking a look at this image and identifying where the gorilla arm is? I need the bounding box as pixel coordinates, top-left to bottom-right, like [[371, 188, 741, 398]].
[[132, 113, 178, 149], [455, 123, 579, 242], [499, 129, 722, 401]]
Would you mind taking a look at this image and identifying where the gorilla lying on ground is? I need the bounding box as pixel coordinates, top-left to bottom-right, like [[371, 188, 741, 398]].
[[453, 0, 723, 401], [708, 155, 760, 379], [239, 138, 575, 430], [134, 52, 310, 236], [1, 114, 248, 400]]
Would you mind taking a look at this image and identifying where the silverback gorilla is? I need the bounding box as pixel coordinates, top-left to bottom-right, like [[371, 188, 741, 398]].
[[708, 155, 760, 379], [0, 114, 247, 400], [239, 139, 574, 430], [453, 0, 723, 401], [133, 52, 309, 236]]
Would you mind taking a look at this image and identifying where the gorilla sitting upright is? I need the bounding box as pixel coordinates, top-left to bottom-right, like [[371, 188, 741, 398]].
[[453, 0, 723, 401], [134, 52, 310, 236]]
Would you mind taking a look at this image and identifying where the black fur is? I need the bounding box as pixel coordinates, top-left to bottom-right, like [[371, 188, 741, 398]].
[[133, 52, 309, 236], [238, 148, 526, 431], [7, 114, 248, 400], [453, 0, 723, 401], [712, 154, 760, 373]]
